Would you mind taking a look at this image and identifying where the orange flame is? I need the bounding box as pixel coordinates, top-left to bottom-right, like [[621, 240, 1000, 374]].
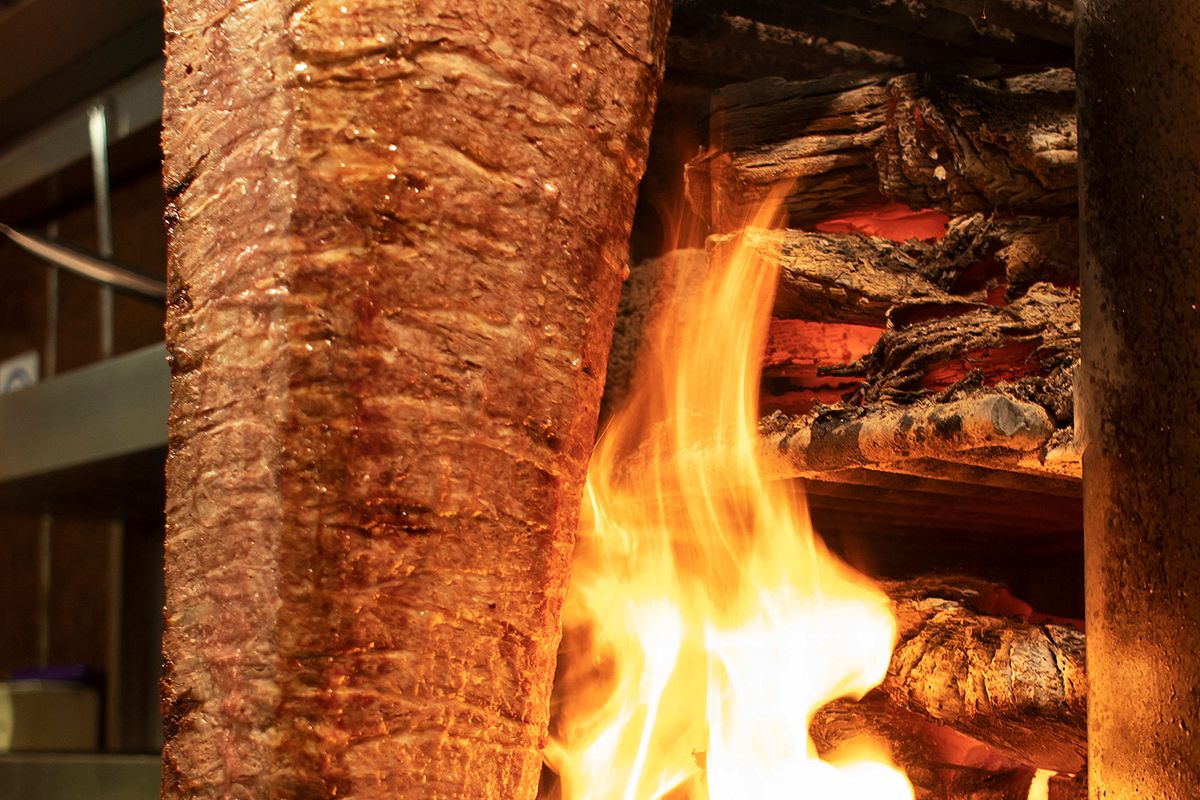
[[545, 193, 913, 799]]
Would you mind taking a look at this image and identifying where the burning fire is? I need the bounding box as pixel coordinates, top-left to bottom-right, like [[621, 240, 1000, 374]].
[[544, 195, 913, 799]]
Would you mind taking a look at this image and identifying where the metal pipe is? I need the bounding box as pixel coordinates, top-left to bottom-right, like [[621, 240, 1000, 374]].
[[0, 224, 166, 300], [1078, 1, 1200, 797], [87, 102, 115, 359]]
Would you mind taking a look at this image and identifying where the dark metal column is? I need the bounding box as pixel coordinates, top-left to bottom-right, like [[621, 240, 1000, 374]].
[[1078, 2, 1200, 798]]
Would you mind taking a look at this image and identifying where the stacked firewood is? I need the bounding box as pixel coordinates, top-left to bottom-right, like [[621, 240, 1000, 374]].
[[710, 67, 1079, 482], [604, 64, 1086, 799], [612, 66, 1082, 483]]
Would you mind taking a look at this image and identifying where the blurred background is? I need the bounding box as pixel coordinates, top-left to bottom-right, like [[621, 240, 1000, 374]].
[[0, 0, 167, 796]]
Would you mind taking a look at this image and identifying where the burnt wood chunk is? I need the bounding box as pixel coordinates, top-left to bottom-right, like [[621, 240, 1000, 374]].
[[160, 1, 668, 797], [690, 68, 1077, 231], [712, 227, 949, 325], [687, 73, 893, 231], [680, 0, 985, 64], [604, 248, 707, 413], [879, 70, 1077, 215], [760, 393, 1056, 475], [928, 213, 1078, 297], [812, 699, 1084, 800], [667, 13, 904, 83], [860, 283, 1080, 410], [880, 576, 1087, 774], [811, 0, 1069, 63]]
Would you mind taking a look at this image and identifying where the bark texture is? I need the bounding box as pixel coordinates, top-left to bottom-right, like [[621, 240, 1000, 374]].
[[878, 69, 1077, 215], [686, 72, 892, 231], [859, 283, 1079, 408], [922, 0, 1074, 46], [161, 1, 668, 798], [712, 228, 949, 325], [689, 68, 1076, 231], [761, 393, 1055, 475], [811, 576, 1087, 796], [880, 577, 1087, 774], [603, 248, 706, 414], [929, 213, 1078, 298], [666, 13, 903, 83], [813, 699, 1085, 800]]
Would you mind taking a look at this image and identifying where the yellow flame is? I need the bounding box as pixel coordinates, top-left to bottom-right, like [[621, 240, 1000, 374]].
[[545, 193, 912, 799], [1027, 769, 1055, 800]]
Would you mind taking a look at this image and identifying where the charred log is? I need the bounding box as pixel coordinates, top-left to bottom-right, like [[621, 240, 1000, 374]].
[[749, 218, 1077, 325], [712, 228, 949, 325], [878, 576, 1087, 774], [604, 248, 708, 413], [878, 70, 1077, 216], [812, 698, 1082, 800], [922, 0, 1074, 47], [760, 392, 1055, 476], [675, 0, 1017, 65], [690, 68, 1076, 231], [686, 72, 893, 231], [811, 0, 1068, 63], [667, 14, 904, 84], [856, 283, 1080, 407], [926, 213, 1078, 298]]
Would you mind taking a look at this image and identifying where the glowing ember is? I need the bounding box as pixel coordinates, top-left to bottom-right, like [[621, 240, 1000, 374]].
[[544, 194, 913, 799], [812, 202, 949, 241]]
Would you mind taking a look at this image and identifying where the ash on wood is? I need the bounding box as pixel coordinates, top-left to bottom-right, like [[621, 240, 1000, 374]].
[[761, 392, 1055, 476], [690, 68, 1076, 231], [160, 1, 668, 797]]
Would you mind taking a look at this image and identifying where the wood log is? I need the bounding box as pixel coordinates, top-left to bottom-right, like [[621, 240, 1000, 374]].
[[878, 70, 1077, 215], [745, 218, 1076, 328], [857, 283, 1080, 410], [810, 0, 1069, 63], [810, 576, 1087, 794], [667, 13, 903, 84], [878, 576, 1087, 774], [690, 68, 1076, 231], [160, 1, 668, 797], [711, 227, 950, 325], [923, 0, 1074, 46], [686, 72, 893, 231], [812, 698, 1080, 800], [927, 213, 1078, 297], [604, 248, 707, 413], [681, 0, 991, 64], [761, 392, 1055, 475]]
